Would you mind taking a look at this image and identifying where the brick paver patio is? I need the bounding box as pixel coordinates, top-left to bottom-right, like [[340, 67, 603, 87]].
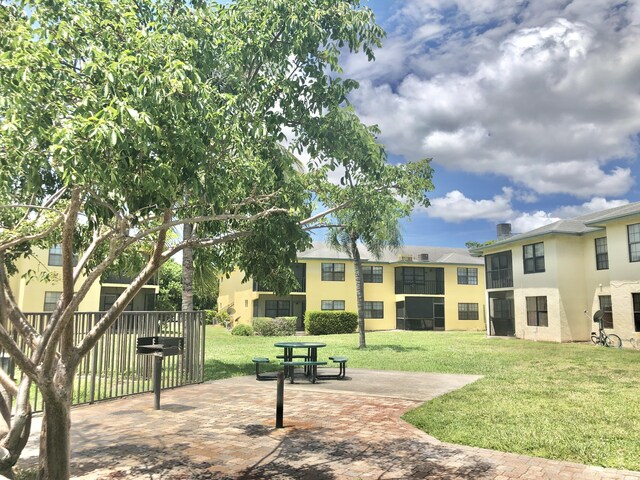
[[18, 371, 640, 479]]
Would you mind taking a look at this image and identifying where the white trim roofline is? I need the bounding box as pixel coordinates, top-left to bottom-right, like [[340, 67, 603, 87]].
[[471, 201, 640, 255]]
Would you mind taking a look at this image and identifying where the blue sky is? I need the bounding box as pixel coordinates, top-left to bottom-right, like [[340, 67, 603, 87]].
[[335, 0, 640, 247]]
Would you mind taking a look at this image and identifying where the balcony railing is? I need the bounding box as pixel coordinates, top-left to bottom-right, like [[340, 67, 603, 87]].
[[253, 278, 305, 293], [101, 274, 158, 285], [394, 281, 444, 295], [486, 271, 513, 289]]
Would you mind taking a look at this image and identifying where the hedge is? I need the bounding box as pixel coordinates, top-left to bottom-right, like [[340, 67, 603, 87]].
[[252, 316, 297, 336], [231, 324, 254, 336], [305, 311, 358, 335]]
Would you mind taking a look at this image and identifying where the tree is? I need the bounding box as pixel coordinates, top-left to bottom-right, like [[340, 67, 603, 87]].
[[317, 109, 434, 348], [0, 0, 384, 477], [157, 259, 183, 311], [192, 250, 220, 310]]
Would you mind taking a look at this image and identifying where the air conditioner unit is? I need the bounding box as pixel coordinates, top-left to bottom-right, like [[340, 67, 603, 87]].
[[419, 253, 429, 261], [399, 255, 413, 262]]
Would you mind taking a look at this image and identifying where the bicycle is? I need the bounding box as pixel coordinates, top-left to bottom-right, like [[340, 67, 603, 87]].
[[585, 310, 622, 348]]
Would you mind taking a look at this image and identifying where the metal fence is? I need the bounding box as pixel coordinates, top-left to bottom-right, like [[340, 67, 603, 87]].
[[1, 311, 205, 413]]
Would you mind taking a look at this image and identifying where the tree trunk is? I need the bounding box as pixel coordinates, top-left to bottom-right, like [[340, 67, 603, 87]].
[[38, 368, 73, 480], [38, 393, 72, 480], [350, 237, 367, 349], [181, 223, 194, 311], [181, 223, 194, 377], [0, 377, 32, 479]]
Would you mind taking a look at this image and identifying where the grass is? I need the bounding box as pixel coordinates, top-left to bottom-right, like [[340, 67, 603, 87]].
[[204, 325, 640, 471]]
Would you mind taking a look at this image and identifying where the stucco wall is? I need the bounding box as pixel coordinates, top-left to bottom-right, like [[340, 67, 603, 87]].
[[10, 247, 103, 311], [218, 258, 486, 332]]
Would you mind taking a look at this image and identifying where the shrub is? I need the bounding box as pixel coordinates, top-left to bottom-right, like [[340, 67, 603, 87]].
[[204, 310, 216, 325], [252, 317, 275, 336], [231, 324, 254, 336], [305, 311, 358, 335], [210, 309, 231, 328], [253, 316, 297, 336], [274, 316, 297, 335]]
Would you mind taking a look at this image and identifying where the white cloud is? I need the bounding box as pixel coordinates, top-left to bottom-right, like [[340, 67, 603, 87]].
[[424, 190, 630, 234], [346, 1, 640, 198], [425, 188, 514, 222], [510, 211, 561, 233], [551, 197, 630, 218]]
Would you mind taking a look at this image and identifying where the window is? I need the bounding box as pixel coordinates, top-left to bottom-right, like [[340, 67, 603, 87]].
[[599, 295, 613, 329], [321, 263, 345, 281], [485, 251, 513, 288], [293, 263, 306, 292], [457, 268, 478, 285], [594, 237, 609, 270], [364, 301, 384, 318], [628, 224, 640, 262], [458, 303, 479, 320], [47, 245, 78, 267], [43, 291, 61, 311], [321, 300, 345, 311], [265, 300, 290, 317], [394, 267, 444, 294], [48, 245, 63, 266], [362, 266, 383, 283], [523, 242, 545, 274], [100, 293, 133, 311], [526, 296, 548, 327], [633, 294, 640, 332]]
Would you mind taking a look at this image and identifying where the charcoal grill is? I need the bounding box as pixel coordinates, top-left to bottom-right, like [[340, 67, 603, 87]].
[[136, 336, 184, 410]]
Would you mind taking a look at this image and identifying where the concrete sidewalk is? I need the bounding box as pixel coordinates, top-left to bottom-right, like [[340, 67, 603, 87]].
[[18, 369, 640, 479]]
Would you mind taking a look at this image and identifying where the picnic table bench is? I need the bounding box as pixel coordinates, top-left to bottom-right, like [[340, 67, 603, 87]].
[[252, 357, 278, 381], [317, 356, 348, 380], [280, 360, 327, 383]]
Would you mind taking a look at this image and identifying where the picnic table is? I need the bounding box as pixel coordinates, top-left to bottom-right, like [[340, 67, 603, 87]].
[[274, 341, 327, 383]]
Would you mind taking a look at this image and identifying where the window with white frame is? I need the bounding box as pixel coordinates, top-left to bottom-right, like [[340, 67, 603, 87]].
[[321, 300, 345, 311], [321, 263, 345, 281], [458, 303, 479, 320], [457, 267, 478, 285], [632, 294, 640, 332], [523, 242, 545, 274], [628, 224, 640, 262], [594, 237, 609, 270], [48, 245, 63, 266], [362, 266, 383, 283], [43, 291, 61, 311], [526, 296, 548, 327], [364, 301, 384, 318], [599, 295, 613, 328]]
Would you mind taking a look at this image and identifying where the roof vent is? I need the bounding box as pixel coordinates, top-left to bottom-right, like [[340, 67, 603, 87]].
[[496, 223, 512, 240], [419, 253, 429, 261], [399, 254, 413, 262]]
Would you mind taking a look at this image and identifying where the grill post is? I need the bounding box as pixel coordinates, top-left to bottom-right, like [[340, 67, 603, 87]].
[[276, 371, 284, 428], [153, 354, 162, 410], [137, 336, 184, 410]]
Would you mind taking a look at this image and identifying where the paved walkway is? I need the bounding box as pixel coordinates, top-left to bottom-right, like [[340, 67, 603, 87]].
[[18, 369, 640, 479]]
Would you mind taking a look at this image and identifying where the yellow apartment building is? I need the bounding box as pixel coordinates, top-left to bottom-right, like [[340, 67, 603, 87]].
[[473, 202, 640, 346], [8, 246, 158, 312], [218, 243, 486, 332]]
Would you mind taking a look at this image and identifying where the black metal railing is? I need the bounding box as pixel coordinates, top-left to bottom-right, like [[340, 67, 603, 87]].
[[1, 311, 205, 413], [396, 317, 445, 331], [486, 271, 513, 289], [101, 274, 159, 285], [394, 281, 444, 295], [253, 279, 306, 293]]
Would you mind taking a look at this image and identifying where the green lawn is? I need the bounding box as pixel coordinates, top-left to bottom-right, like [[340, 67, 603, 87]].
[[204, 326, 640, 471]]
